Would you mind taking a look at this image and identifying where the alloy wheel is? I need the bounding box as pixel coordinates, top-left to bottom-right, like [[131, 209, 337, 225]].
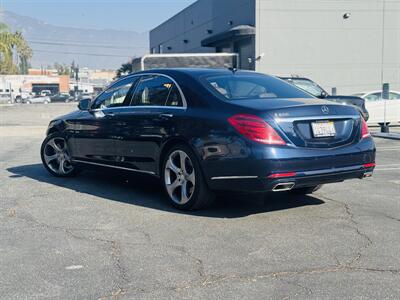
[[43, 137, 74, 175], [164, 150, 196, 205]]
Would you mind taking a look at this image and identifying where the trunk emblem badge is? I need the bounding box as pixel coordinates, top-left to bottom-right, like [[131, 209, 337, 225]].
[[321, 106, 329, 114]]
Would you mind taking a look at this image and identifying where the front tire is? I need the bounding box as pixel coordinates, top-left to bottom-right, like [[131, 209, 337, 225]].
[[41, 133, 80, 177], [162, 144, 215, 210]]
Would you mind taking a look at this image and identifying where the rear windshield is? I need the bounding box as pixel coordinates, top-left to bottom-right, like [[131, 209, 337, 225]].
[[203, 74, 313, 100], [288, 79, 324, 97]]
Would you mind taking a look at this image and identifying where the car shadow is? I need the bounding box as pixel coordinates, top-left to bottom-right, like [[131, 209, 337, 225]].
[[7, 164, 324, 218]]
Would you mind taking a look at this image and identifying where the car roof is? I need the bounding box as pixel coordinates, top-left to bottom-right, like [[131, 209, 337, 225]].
[[358, 90, 400, 95]]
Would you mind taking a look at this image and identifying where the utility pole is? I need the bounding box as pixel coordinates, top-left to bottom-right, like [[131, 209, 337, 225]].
[[380, 0, 387, 131]]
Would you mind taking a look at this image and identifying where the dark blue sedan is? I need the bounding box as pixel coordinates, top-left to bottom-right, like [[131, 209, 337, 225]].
[[41, 68, 376, 210]]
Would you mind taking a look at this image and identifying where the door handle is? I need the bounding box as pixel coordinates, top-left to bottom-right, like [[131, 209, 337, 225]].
[[106, 112, 115, 117], [159, 113, 173, 119]]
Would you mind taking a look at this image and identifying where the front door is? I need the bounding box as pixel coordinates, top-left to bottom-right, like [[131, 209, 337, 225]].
[[69, 76, 139, 165]]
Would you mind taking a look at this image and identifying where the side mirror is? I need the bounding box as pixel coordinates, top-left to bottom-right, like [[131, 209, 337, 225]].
[[78, 98, 91, 110], [320, 91, 328, 99]]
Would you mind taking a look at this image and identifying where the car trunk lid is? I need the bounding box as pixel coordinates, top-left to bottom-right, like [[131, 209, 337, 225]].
[[230, 98, 361, 148]]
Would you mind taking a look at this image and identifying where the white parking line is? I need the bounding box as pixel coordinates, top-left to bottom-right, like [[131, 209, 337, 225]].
[[65, 265, 84, 270], [377, 147, 400, 151], [375, 168, 400, 171]]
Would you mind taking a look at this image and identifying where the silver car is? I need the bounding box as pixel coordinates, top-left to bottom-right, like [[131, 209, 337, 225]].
[[24, 96, 51, 104]]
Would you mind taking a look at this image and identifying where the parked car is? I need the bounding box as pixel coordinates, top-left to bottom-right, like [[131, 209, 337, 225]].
[[352, 91, 400, 125], [50, 93, 74, 103], [40, 90, 52, 97], [41, 69, 375, 210], [0, 92, 12, 104], [14, 91, 32, 103], [281, 77, 369, 121], [24, 96, 51, 104]]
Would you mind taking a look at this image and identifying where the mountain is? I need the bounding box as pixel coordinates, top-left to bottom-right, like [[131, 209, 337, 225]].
[[1, 10, 149, 70]]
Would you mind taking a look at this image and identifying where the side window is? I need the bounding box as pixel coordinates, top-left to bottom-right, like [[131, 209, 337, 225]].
[[365, 93, 382, 101], [132, 75, 183, 107], [389, 92, 400, 100], [165, 85, 183, 107], [92, 77, 138, 109]]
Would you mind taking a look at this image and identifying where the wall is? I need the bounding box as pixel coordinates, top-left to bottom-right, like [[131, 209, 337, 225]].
[[255, 0, 400, 94], [150, 0, 255, 54]]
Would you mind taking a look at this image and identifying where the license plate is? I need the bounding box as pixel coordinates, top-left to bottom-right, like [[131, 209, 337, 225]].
[[311, 121, 336, 138]]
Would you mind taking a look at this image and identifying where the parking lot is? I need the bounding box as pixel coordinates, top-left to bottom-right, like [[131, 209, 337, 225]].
[[0, 103, 399, 299]]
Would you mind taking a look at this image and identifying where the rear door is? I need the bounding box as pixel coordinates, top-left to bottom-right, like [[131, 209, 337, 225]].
[[112, 74, 186, 174], [69, 76, 139, 165]]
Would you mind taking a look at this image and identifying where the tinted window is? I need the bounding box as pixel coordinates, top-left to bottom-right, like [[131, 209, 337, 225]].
[[203, 74, 313, 100], [165, 85, 183, 106], [132, 75, 183, 107], [365, 93, 382, 101], [288, 79, 325, 97], [92, 76, 138, 109]]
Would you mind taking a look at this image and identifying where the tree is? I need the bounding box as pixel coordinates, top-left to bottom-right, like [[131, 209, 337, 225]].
[[0, 23, 32, 74], [116, 61, 133, 78], [54, 62, 70, 75]]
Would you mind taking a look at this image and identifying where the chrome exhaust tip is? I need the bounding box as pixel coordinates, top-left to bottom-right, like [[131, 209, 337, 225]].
[[272, 182, 295, 192], [363, 171, 373, 178]]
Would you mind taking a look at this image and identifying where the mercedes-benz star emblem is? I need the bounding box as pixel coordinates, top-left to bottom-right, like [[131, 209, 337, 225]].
[[321, 106, 329, 114]]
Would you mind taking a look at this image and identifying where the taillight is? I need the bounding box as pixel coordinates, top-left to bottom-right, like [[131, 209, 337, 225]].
[[361, 118, 370, 139], [228, 114, 286, 145], [363, 163, 376, 168]]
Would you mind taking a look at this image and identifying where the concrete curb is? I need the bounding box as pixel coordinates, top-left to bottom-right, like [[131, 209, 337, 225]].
[[372, 132, 400, 141]]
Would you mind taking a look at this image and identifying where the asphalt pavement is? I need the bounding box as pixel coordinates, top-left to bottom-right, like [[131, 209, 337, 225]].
[[1, 104, 399, 299]]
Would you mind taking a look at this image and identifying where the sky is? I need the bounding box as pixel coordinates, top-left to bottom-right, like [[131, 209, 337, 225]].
[[0, 0, 196, 32]]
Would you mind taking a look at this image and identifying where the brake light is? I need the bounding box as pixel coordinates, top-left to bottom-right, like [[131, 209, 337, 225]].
[[361, 118, 370, 139], [363, 163, 376, 168], [228, 114, 286, 145], [268, 172, 297, 179]]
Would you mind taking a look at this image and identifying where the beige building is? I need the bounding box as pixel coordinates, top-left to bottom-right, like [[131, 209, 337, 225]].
[[150, 0, 399, 94]]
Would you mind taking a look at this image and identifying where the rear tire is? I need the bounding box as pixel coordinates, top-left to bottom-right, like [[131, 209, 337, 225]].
[[290, 185, 322, 195], [162, 144, 215, 210]]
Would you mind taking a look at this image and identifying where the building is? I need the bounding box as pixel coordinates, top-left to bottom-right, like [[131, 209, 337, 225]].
[[150, 0, 399, 94], [1, 74, 70, 95]]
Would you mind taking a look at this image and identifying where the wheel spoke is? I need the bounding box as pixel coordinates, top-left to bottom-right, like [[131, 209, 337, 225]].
[[44, 153, 58, 164], [166, 178, 181, 195], [166, 157, 179, 175], [58, 158, 66, 174], [179, 151, 187, 174], [181, 181, 189, 204], [48, 139, 62, 152], [187, 171, 195, 185]]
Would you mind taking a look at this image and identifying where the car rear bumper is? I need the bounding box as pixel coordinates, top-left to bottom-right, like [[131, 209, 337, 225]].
[[202, 138, 376, 192], [208, 163, 375, 192]]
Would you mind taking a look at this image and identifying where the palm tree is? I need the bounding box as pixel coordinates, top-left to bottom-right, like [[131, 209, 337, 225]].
[[0, 23, 32, 74], [116, 61, 133, 78]]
